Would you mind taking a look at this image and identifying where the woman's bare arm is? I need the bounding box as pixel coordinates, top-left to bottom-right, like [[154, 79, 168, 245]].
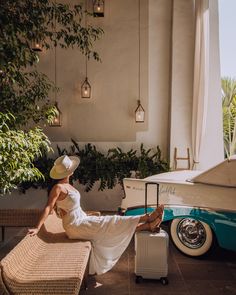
[[28, 185, 61, 236]]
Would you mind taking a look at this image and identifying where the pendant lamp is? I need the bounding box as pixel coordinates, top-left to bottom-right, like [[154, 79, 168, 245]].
[[31, 40, 43, 52], [81, 75, 91, 98], [50, 43, 62, 127], [81, 0, 92, 98], [93, 0, 104, 17], [135, 0, 145, 123], [135, 100, 145, 123], [50, 102, 62, 127]]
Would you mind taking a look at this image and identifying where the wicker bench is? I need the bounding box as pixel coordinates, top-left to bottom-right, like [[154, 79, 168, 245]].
[[0, 211, 91, 295]]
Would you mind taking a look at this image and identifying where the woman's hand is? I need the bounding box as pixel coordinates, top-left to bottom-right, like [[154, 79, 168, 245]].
[[28, 228, 39, 236]]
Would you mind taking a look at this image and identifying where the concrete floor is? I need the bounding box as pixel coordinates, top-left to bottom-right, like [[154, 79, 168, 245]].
[[1, 226, 236, 295]]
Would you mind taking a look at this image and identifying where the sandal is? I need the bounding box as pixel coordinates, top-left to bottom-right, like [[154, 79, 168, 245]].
[[148, 205, 164, 223], [149, 224, 161, 233], [148, 214, 163, 232], [149, 210, 164, 233]]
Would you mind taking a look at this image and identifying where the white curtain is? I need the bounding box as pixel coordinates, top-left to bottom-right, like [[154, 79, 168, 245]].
[[192, 0, 210, 169]]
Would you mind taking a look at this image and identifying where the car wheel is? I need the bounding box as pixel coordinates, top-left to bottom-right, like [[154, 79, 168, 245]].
[[170, 218, 213, 256]]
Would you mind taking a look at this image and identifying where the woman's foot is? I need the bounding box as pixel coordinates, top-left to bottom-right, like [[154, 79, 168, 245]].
[[148, 205, 164, 223], [149, 209, 164, 232]]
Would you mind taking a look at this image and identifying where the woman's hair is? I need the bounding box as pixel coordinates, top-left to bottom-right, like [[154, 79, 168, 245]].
[[47, 176, 74, 195], [47, 178, 60, 195]]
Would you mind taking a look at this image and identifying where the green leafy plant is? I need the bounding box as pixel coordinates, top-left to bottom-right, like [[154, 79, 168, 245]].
[[222, 77, 236, 157], [137, 144, 169, 178], [70, 141, 115, 192], [0, 112, 51, 194], [0, 1, 103, 194], [19, 140, 169, 193], [107, 147, 138, 185]]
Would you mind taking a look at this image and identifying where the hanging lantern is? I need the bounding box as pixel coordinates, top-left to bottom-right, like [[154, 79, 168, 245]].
[[81, 5, 92, 99], [135, 100, 145, 123], [135, 1, 145, 123], [93, 0, 104, 17], [49, 44, 62, 127], [50, 102, 62, 127], [31, 40, 43, 52], [81, 77, 91, 98]]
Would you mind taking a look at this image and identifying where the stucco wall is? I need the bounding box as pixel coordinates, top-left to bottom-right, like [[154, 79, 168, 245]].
[[39, 0, 149, 142], [137, 0, 172, 153]]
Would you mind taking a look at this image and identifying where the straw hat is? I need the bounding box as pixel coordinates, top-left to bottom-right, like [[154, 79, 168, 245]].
[[49, 155, 80, 179]]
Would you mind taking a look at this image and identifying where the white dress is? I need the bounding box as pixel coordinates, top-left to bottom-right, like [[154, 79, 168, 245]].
[[56, 189, 140, 275]]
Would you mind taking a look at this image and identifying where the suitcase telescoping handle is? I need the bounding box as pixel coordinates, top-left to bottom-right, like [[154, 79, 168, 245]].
[[144, 182, 160, 214]]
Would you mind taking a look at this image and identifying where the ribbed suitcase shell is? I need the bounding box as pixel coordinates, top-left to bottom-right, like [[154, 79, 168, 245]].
[[135, 229, 169, 280]]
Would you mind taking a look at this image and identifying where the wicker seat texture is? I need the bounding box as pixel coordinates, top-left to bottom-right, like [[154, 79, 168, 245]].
[[0, 212, 91, 295]]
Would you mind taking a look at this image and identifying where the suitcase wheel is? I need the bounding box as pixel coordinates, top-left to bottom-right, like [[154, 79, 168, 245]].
[[135, 276, 143, 284], [160, 277, 168, 285]]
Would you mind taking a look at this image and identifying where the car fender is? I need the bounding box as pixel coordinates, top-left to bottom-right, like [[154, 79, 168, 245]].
[[164, 205, 236, 251]]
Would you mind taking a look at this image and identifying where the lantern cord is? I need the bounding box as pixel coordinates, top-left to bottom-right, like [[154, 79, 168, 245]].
[[138, 0, 141, 100], [85, 0, 88, 77], [54, 42, 57, 103], [54, 1, 57, 103]]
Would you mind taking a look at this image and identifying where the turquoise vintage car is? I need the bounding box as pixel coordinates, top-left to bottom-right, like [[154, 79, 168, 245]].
[[121, 157, 236, 256]]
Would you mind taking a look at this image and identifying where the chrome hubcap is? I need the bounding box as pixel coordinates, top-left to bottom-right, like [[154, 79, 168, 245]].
[[177, 218, 206, 249]]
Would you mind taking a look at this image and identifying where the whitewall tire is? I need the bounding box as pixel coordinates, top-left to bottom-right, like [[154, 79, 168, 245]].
[[170, 218, 213, 256]]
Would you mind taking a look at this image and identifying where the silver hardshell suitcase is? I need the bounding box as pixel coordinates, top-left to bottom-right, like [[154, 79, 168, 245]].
[[134, 182, 169, 285]]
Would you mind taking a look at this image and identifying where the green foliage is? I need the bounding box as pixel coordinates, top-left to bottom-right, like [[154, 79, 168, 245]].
[[222, 77, 236, 157], [0, 1, 103, 194], [19, 140, 169, 193], [72, 142, 115, 192], [107, 147, 138, 185], [137, 144, 169, 178], [0, 69, 57, 126], [0, 113, 51, 194], [0, 0, 103, 126]]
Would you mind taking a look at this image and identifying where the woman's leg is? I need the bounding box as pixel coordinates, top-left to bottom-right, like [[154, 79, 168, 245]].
[[138, 214, 149, 223], [135, 222, 150, 232]]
